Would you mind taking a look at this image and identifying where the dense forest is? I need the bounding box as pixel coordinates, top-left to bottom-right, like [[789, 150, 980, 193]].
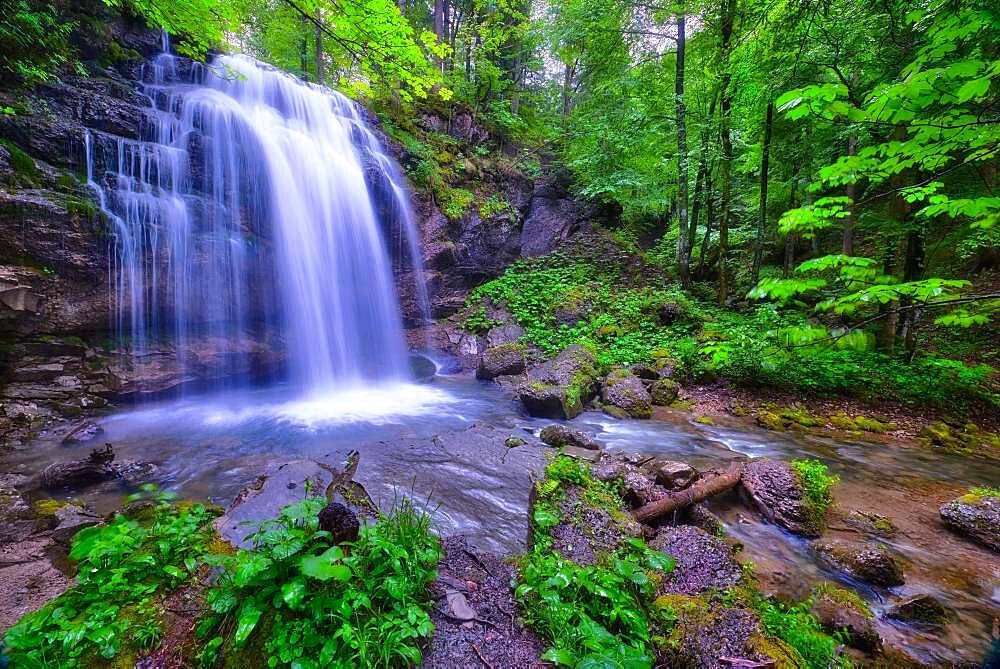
[[1, 0, 999, 667]]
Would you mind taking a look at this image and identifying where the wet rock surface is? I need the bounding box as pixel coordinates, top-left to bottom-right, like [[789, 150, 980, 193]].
[[355, 422, 547, 554], [740, 459, 817, 536], [650, 378, 680, 406], [424, 536, 546, 668], [939, 492, 999, 552], [544, 485, 642, 566], [649, 525, 742, 595], [812, 539, 905, 587]]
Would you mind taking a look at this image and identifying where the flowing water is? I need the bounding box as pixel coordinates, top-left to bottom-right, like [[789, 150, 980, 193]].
[[85, 40, 427, 391]]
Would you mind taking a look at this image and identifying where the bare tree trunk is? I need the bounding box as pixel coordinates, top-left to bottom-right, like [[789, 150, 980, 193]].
[[561, 59, 577, 118], [843, 134, 858, 255], [717, 0, 735, 304], [675, 11, 691, 287], [899, 230, 925, 360], [314, 8, 325, 86], [434, 0, 445, 70], [750, 101, 774, 285]]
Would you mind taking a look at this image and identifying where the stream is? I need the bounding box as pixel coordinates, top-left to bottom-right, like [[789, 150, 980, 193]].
[[8, 371, 999, 666]]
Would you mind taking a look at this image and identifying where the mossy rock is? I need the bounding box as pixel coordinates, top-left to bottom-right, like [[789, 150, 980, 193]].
[[650, 378, 679, 406], [693, 415, 714, 426], [755, 410, 787, 431]]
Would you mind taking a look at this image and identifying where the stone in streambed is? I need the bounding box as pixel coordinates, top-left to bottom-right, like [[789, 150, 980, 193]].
[[812, 540, 905, 587], [629, 363, 659, 380], [476, 342, 526, 380], [886, 593, 950, 627], [939, 490, 1000, 552], [51, 503, 103, 545], [600, 369, 652, 419], [740, 459, 819, 536], [517, 345, 599, 419], [539, 424, 602, 450]]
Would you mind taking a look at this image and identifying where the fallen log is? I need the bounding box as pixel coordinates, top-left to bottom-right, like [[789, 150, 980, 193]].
[[633, 461, 744, 524]]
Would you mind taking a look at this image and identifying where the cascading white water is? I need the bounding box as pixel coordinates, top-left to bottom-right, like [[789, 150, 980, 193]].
[[85, 43, 428, 392]]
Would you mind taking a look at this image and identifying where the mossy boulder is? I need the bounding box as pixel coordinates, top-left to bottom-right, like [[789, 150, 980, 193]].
[[847, 509, 897, 537], [740, 459, 822, 536], [539, 424, 602, 450], [812, 540, 905, 587], [654, 594, 805, 669], [939, 489, 999, 552], [600, 369, 652, 419], [476, 342, 526, 380], [810, 583, 880, 651], [650, 378, 679, 406], [517, 345, 599, 419]]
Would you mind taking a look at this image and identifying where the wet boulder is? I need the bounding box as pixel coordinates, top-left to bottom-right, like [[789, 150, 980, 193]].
[[600, 369, 653, 419], [517, 345, 599, 419], [939, 490, 999, 552], [740, 459, 819, 536], [650, 378, 680, 406], [51, 503, 103, 545], [810, 583, 880, 651], [476, 342, 526, 380], [318, 502, 360, 544], [885, 593, 950, 627], [539, 424, 602, 450], [629, 363, 659, 380], [813, 540, 905, 587], [539, 484, 642, 566], [649, 525, 742, 595]]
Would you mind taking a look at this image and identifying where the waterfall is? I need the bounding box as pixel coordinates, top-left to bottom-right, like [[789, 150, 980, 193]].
[[85, 45, 427, 393]]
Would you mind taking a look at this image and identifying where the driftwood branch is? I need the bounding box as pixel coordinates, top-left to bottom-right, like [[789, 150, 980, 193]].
[[633, 462, 744, 524]]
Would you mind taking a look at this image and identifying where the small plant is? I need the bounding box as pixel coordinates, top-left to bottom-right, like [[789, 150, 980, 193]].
[[790, 459, 839, 532], [478, 193, 515, 219], [969, 486, 1000, 500], [753, 596, 851, 668], [199, 495, 441, 668]]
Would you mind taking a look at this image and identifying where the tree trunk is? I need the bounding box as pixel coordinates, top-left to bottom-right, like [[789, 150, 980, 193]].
[[783, 178, 798, 278], [434, 0, 445, 70], [750, 101, 774, 286], [717, 0, 735, 305], [899, 229, 925, 359], [675, 11, 691, 287], [314, 8, 325, 86], [562, 59, 577, 118], [698, 173, 714, 277], [633, 462, 743, 524], [843, 134, 858, 255]]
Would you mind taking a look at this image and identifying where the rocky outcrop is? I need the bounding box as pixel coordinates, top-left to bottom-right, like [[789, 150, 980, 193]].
[[812, 540, 905, 587], [649, 459, 698, 490], [740, 459, 818, 536], [939, 490, 999, 552], [519, 174, 621, 258], [600, 369, 653, 419], [540, 484, 642, 565], [517, 344, 599, 419]]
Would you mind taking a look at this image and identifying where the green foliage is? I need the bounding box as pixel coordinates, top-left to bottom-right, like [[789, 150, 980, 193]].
[[517, 456, 675, 668], [970, 485, 1000, 500], [199, 495, 441, 668], [3, 487, 217, 667], [790, 459, 839, 532], [479, 193, 515, 219], [0, 1, 75, 84]]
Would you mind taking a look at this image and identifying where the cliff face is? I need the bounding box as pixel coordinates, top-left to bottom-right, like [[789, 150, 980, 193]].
[[0, 9, 618, 447]]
